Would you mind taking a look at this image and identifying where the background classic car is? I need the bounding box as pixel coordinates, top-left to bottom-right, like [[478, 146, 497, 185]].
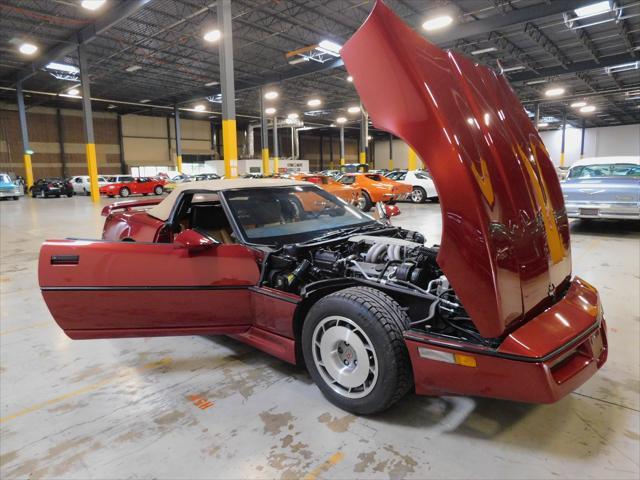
[[0, 173, 22, 200], [561, 156, 640, 220]]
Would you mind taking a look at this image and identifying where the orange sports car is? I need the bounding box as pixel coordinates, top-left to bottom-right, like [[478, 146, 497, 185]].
[[337, 173, 412, 210], [292, 173, 365, 209]]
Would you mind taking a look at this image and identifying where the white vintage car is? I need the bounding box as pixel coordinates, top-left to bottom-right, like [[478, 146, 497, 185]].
[[386, 170, 438, 203], [70, 175, 111, 196]]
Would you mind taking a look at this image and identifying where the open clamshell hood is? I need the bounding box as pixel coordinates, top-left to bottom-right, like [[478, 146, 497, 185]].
[[342, 1, 571, 338]]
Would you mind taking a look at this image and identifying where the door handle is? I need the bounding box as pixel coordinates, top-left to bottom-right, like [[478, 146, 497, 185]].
[[51, 255, 79, 265]]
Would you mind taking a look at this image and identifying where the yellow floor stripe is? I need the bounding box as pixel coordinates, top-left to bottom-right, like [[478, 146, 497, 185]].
[[0, 322, 49, 336], [0, 357, 172, 423], [303, 452, 344, 480]]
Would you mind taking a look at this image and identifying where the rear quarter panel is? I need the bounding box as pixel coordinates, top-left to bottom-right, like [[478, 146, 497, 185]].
[[102, 211, 164, 242]]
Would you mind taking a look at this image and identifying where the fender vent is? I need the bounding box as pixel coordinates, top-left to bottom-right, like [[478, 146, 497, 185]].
[[51, 255, 79, 265]]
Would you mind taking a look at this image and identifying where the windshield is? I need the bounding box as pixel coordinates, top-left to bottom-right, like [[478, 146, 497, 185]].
[[568, 163, 640, 178], [223, 186, 376, 245], [0, 174, 11, 184]]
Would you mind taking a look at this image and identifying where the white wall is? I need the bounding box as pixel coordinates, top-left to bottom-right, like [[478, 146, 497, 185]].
[[375, 124, 640, 169], [540, 124, 640, 167]]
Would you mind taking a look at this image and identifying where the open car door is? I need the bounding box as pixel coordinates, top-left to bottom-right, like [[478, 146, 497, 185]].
[[39, 235, 260, 339]]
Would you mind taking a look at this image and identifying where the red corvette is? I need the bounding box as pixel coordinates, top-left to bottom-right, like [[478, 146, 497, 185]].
[[99, 177, 165, 198], [38, 3, 606, 414]]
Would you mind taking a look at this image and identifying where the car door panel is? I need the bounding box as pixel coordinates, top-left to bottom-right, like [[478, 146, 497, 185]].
[[39, 240, 260, 338]]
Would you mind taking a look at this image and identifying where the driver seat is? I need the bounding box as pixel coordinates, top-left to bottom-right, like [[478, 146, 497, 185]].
[[190, 205, 234, 244]]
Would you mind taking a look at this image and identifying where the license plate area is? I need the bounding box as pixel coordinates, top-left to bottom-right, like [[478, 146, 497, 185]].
[[580, 208, 599, 216]]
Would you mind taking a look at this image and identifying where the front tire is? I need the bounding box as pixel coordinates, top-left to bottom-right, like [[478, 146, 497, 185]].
[[302, 287, 412, 415], [360, 191, 373, 211], [411, 187, 426, 203], [119, 187, 130, 197], [154, 185, 163, 195]]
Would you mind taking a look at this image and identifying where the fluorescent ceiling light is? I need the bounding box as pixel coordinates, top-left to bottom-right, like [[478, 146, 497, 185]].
[[537, 122, 549, 127], [193, 104, 206, 111], [604, 61, 639, 74], [264, 91, 278, 100], [317, 40, 342, 56], [45, 62, 79, 74], [574, 1, 611, 18], [471, 47, 497, 55], [107, 104, 117, 109], [336, 117, 347, 124], [265, 107, 276, 115], [346, 75, 353, 82], [502, 65, 526, 72], [307, 98, 322, 107], [140, 99, 151, 103], [287, 113, 299, 119], [580, 105, 596, 113], [19, 43, 38, 55], [570, 101, 587, 108], [545, 87, 565, 97], [66, 88, 80, 96], [126, 65, 142, 72], [347, 106, 360, 114], [526, 79, 548, 85], [204, 81, 219, 87], [203, 29, 221, 42], [422, 15, 453, 31], [367, 135, 372, 140], [81, 0, 106, 10]]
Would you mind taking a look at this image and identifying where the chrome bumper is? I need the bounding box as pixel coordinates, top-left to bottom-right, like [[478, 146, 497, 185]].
[[565, 202, 640, 220], [0, 189, 21, 198]]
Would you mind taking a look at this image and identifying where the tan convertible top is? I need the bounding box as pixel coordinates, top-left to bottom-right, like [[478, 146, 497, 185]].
[[147, 178, 308, 221]]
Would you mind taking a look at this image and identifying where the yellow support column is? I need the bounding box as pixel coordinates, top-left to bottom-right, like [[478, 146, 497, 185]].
[[23, 154, 34, 189], [176, 154, 183, 174], [16, 83, 34, 189], [389, 158, 393, 170], [559, 152, 565, 167], [408, 146, 417, 170], [222, 119, 238, 178], [86, 143, 100, 203], [359, 151, 366, 164], [262, 148, 270, 175]]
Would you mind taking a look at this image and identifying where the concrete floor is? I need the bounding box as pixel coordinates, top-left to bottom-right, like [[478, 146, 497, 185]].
[[1, 195, 639, 480]]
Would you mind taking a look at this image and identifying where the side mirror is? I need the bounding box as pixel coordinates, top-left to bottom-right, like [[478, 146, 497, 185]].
[[174, 229, 215, 251]]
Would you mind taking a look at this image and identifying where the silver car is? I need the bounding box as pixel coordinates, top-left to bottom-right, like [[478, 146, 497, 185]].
[[561, 157, 640, 220]]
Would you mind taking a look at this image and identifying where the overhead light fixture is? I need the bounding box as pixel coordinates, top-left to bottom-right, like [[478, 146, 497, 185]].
[[367, 135, 372, 140], [570, 101, 587, 108], [265, 107, 276, 115], [422, 15, 453, 31], [107, 104, 117, 109], [19, 43, 38, 55], [346, 75, 353, 82], [203, 29, 221, 43], [287, 113, 299, 119], [336, 117, 347, 124], [471, 47, 497, 55], [307, 98, 322, 107], [347, 106, 360, 114], [317, 40, 342, 56], [537, 122, 549, 127], [526, 79, 548, 85], [502, 65, 526, 73], [204, 81, 219, 87], [140, 99, 151, 103], [45, 62, 79, 74], [126, 65, 142, 73], [574, 1, 611, 18], [545, 87, 565, 97], [264, 90, 278, 100], [194, 104, 206, 111], [67, 88, 80, 96], [604, 61, 639, 74], [580, 105, 596, 113], [81, 0, 106, 10], [330, 123, 336, 127]]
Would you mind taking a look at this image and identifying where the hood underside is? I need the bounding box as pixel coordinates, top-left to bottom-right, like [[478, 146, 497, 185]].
[[342, 1, 572, 337]]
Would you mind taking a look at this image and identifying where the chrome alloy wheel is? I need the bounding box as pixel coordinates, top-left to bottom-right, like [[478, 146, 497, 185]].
[[311, 315, 378, 399], [411, 188, 424, 203]]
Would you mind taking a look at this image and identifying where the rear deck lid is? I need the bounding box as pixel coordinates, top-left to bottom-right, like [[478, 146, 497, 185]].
[[342, 2, 572, 338]]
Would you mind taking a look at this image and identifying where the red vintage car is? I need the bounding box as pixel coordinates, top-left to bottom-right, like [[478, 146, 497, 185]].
[[99, 177, 165, 198], [38, 3, 606, 415]]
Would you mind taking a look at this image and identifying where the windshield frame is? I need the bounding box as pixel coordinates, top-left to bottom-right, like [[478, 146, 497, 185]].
[[219, 185, 378, 247]]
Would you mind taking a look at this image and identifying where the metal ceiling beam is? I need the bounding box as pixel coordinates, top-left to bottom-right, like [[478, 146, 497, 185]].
[[507, 53, 637, 83], [428, 0, 597, 44], [14, 0, 153, 84]]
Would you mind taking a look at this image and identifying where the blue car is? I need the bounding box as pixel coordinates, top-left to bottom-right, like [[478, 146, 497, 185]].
[[0, 173, 23, 200], [561, 157, 640, 220]]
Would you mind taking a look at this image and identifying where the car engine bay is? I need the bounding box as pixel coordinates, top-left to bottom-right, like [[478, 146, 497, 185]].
[[260, 227, 497, 347]]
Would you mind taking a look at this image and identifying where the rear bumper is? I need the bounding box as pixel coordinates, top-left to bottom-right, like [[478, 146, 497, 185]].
[[0, 189, 21, 197], [565, 202, 640, 220], [405, 277, 608, 403]]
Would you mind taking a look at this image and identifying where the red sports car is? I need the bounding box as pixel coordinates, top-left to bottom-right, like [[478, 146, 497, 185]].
[[100, 177, 165, 198], [38, 3, 606, 415]]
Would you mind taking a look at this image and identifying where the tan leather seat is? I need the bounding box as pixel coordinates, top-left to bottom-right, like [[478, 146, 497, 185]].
[[190, 205, 234, 244]]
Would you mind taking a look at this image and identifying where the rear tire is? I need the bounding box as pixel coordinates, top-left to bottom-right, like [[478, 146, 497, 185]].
[[360, 191, 373, 211], [154, 185, 163, 195], [302, 286, 412, 415], [119, 187, 130, 198], [66, 193, 73, 198], [411, 187, 426, 203]]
